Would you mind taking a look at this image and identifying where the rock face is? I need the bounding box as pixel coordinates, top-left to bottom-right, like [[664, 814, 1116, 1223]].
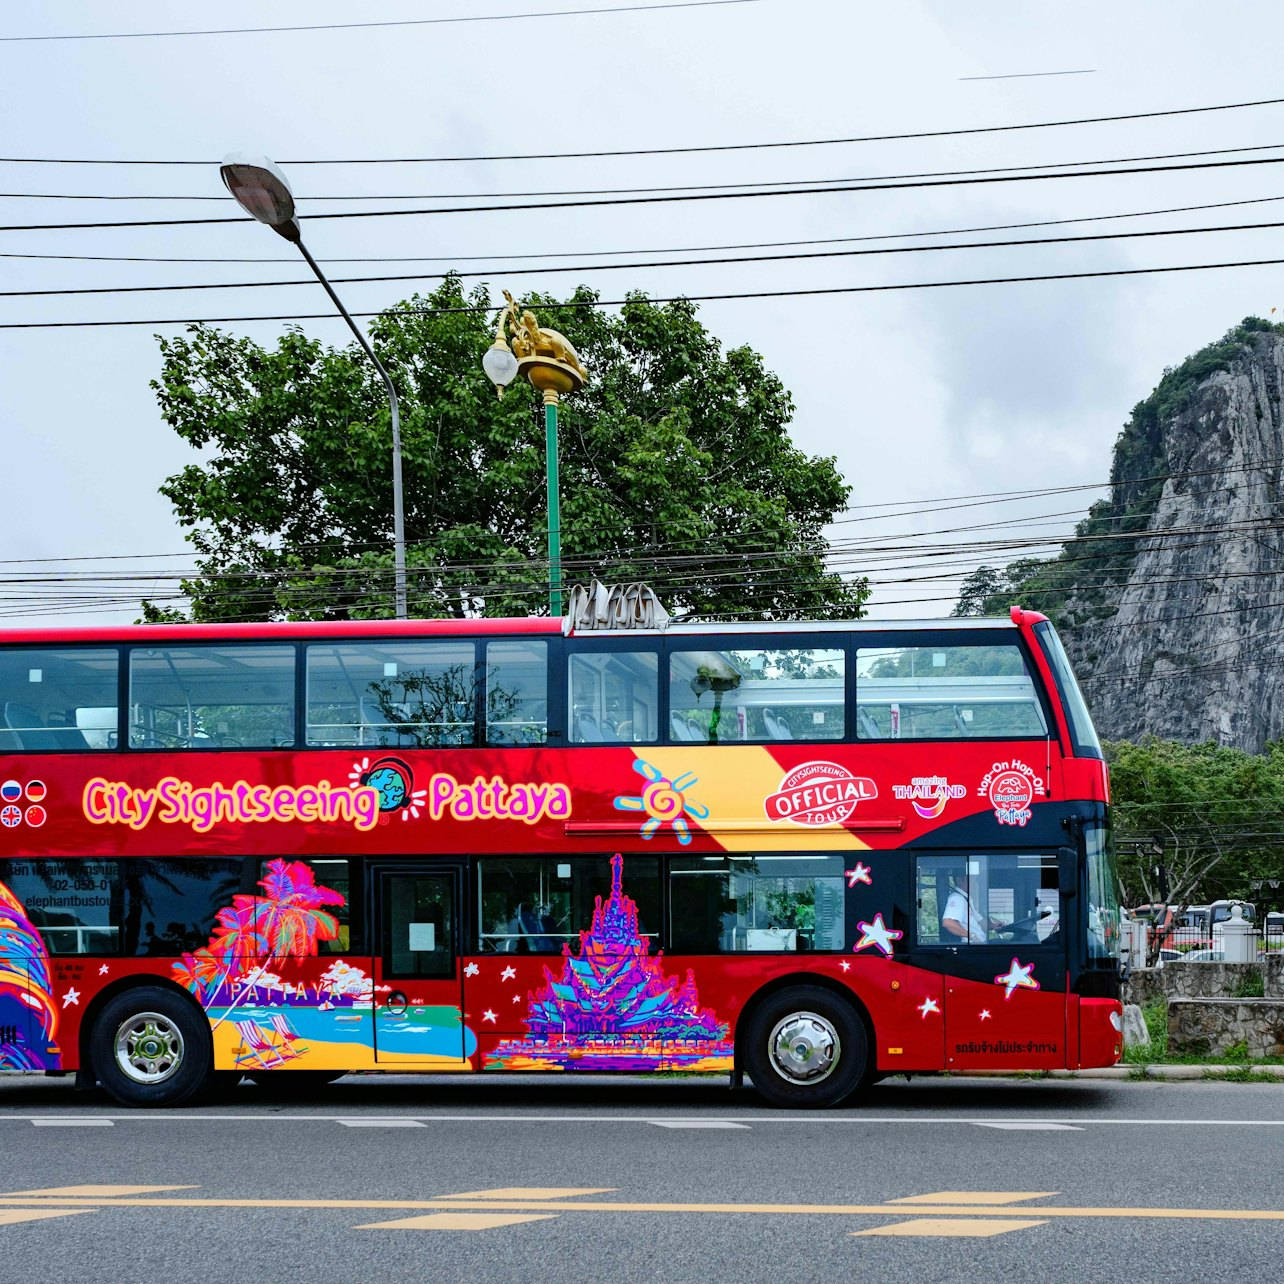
[[1043, 322, 1284, 750]]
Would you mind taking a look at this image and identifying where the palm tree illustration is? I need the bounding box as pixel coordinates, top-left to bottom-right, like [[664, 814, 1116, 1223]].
[[192, 860, 342, 1032]]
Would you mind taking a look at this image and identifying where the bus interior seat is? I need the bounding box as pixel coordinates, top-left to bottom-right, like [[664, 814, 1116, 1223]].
[[762, 709, 792, 740], [4, 701, 88, 750], [575, 711, 605, 743], [952, 708, 970, 736], [858, 709, 881, 738], [670, 711, 694, 741]]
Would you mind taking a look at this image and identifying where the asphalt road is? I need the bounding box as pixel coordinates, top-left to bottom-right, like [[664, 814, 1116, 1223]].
[[0, 1073, 1281, 1283]]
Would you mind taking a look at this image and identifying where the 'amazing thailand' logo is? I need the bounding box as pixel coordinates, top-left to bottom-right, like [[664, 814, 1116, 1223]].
[[893, 775, 967, 819], [764, 761, 877, 827]]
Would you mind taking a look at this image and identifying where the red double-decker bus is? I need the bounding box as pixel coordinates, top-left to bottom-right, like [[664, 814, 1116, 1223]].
[[0, 605, 1121, 1107]]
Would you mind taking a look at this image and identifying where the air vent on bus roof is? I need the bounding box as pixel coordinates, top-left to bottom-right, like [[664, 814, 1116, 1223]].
[[566, 580, 670, 632]]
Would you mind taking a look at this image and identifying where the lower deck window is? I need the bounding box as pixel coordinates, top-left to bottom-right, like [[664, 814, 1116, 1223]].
[[916, 853, 1061, 946], [477, 855, 659, 952], [0, 858, 120, 955], [669, 855, 845, 952]]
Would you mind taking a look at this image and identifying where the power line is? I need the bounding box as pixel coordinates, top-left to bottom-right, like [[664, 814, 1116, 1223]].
[[8, 152, 1284, 233], [6, 253, 1284, 330], [0, 0, 757, 43], [5, 192, 1283, 265], [3, 94, 1282, 165], [7, 140, 1284, 201], [8, 216, 1284, 300]]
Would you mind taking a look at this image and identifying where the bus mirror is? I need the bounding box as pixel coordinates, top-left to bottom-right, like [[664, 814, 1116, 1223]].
[[1059, 850, 1078, 899]]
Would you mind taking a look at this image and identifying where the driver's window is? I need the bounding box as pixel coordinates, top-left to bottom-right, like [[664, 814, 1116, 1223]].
[[915, 853, 1061, 946]]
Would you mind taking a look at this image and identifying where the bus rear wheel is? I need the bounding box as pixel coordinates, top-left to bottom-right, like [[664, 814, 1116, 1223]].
[[742, 986, 866, 1108], [91, 987, 212, 1108]]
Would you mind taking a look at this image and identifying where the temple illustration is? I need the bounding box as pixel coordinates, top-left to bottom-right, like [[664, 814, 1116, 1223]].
[[488, 854, 734, 1070]]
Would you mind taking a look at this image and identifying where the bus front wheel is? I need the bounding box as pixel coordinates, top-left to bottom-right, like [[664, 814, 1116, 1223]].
[[91, 987, 212, 1108], [742, 986, 866, 1108]]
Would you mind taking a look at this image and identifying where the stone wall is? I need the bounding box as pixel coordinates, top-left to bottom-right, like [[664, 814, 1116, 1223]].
[[1168, 998, 1284, 1059], [1124, 957, 1282, 1006]]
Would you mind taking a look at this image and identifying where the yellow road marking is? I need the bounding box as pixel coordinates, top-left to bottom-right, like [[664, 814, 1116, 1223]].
[[0, 1195, 1281, 1222], [438, 1188, 615, 1200], [888, 1191, 1056, 1206], [856, 1218, 1047, 1238], [0, 1209, 95, 1226], [358, 1213, 558, 1231], [1, 1185, 198, 1198]]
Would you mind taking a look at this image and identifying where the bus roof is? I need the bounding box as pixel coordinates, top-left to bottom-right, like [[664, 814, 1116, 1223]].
[[0, 613, 1038, 646]]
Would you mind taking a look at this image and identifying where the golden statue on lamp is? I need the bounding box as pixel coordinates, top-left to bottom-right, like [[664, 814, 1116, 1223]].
[[485, 290, 588, 403]]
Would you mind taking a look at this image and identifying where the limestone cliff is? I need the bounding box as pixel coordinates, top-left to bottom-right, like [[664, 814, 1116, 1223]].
[[966, 318, 1284, 750]]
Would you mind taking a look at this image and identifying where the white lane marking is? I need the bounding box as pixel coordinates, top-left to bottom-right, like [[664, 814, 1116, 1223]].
[[649, 1121, 750, 1130], [30, 1119, 114, 1128], [336, 1119, 426, 1128], [972, 1123, 1084, 1132], [358, 1212, 557, 1231], [0, 1208, 96, 1226], [4, 1114, 1284, 1127]]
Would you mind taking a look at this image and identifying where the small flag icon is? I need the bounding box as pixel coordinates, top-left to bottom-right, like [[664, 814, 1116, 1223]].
[[0, 805, 21, 828], [0, 781, 20, 803], [23, 805, 45, 828], [25, 780, 45, 803]]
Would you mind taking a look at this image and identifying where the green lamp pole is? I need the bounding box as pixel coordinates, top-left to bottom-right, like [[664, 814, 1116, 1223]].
[[483, 292, 587, 617]]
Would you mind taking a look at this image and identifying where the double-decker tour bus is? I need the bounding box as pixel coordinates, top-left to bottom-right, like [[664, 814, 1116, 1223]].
[[0, 602, 1121, 1107]]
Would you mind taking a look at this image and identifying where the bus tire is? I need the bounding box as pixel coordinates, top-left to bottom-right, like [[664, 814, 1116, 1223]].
[[91, 986, 212, 1108], [742, 985, 866, 1109]]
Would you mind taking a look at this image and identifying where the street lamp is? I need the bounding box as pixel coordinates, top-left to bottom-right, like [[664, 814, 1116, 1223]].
[[483, 291, 587, 616], [219, 152, 408, 620]]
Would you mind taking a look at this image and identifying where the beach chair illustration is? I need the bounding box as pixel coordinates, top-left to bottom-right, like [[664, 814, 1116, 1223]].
[[233, 1019, 290, 1069], [269, 1013, 310, 1054]]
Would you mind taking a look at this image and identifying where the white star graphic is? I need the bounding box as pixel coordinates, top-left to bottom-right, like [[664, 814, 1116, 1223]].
[[463, 962, 480, 977], [61, 988, 80, 1008], [482, 1009, 497, 1024], [500, 965, 516, 982], [853, 913, 903, 958], [994, 957, 1040, 1001], [98, 964, 109, 975], [979, 1009, 992, 1021], [512, 994, 521, 1004], [839, 960, 851, 972], [917, 997, 940, 1019], [845, 862, 872, 888]]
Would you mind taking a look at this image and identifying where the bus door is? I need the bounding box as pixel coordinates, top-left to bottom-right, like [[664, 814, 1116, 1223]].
[[912, 851, 1069, 1072], [369, 862, 469, 1066]]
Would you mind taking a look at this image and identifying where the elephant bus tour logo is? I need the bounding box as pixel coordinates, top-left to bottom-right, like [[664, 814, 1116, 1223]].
[[893, 775, 967, 820], [977, 759, 1045, 828], [764, 761, 877, 827]]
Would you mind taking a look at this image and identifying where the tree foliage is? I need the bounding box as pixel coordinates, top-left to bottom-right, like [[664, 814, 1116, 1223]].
[[149, 278, 866, 622], [1106, 736, 1284, 960]]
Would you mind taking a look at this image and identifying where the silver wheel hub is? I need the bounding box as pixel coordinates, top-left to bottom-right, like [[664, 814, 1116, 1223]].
[[115, 1012, 184, 1085], [768, 1011, 840, 1084]]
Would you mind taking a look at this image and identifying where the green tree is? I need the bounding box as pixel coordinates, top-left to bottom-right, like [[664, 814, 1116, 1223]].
[[1106, 736, 1284, 960], [149, 277, 866, 623]]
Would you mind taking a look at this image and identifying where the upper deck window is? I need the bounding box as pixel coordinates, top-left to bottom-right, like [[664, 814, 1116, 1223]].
[[485, 639, 547, 746], [0, 647, 118, 751], [855, 639, 1048, 740], [129, 645, 295, 750], [568, 648, 658, 744], [306, 641, 477, 748], [668, 646, 845, 743]]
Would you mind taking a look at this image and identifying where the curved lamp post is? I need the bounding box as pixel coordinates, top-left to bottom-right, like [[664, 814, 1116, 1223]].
[[483, 291, 587, 616], [219, 152, 408, 620]]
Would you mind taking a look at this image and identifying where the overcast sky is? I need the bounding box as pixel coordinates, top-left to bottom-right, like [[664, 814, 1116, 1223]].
[[3, 0, 1283, 625]]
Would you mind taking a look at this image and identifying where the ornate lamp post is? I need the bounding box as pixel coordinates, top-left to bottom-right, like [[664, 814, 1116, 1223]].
[[483, 291, 588, 617], [219, 151, 408, 619]]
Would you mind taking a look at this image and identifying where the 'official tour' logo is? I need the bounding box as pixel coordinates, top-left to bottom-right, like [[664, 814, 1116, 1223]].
[[765, 761, 877, 827]]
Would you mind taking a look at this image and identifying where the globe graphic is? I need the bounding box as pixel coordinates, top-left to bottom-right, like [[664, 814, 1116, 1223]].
[[365, 764, 408, 811]]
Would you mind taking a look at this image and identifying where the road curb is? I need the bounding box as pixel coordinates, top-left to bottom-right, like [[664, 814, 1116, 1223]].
[[952, 1064, 1284, 1080]]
